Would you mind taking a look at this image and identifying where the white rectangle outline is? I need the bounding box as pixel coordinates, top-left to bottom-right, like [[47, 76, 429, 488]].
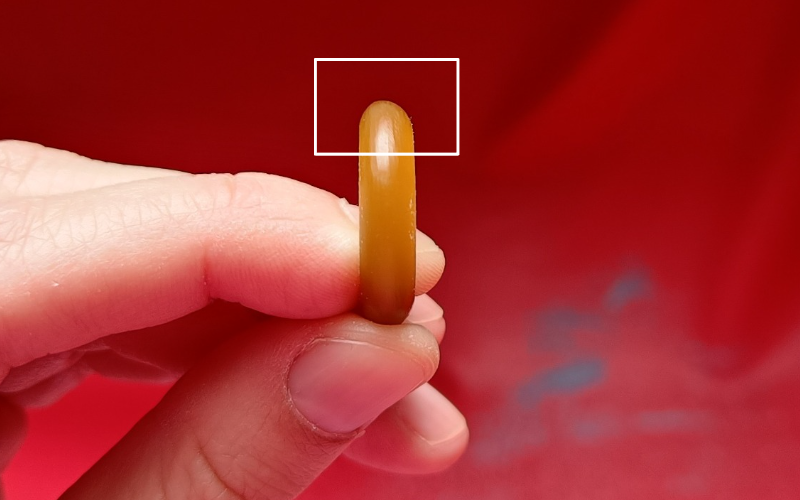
[[314, 58, 460, 156]]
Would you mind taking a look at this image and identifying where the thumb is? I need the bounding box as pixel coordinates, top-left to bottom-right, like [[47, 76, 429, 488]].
[[60, 315, 439, 500]]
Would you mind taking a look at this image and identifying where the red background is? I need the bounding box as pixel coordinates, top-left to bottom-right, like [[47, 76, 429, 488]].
[[316, 60, 458, 154], [2, 0, 800, 498]]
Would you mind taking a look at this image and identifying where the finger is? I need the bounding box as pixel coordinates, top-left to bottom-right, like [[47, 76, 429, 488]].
[[0, 302, 259, 411], [81, 300, 265, 381], [0, 146, 445, 369], [8, 294, 443, 404], [343, 383, 468, 474], [2, 360, 90, 407], [60, 315, 439, 500], [0, 140, 182, 199], [341, 295, 461, 474], [1, 295, 443, 405]]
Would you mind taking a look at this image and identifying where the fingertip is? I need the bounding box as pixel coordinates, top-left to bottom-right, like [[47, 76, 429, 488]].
[[416, 231, 445, 295], [396, 384, 469, 461], [344, 383, 468, 474], [406, 294, 445, 343]]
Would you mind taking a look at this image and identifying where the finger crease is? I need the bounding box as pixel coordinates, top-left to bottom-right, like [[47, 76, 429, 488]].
[[195, 440, 247, 500]]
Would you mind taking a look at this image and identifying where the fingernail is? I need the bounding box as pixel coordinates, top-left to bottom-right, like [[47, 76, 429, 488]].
[[398, 384, 468, 446], [288, 339, 427, 434]]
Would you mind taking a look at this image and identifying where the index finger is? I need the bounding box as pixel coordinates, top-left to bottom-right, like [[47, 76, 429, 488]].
[[0, 144, 445, 370]]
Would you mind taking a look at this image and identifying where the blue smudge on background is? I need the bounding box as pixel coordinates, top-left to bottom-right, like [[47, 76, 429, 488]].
[[517, 357, 607, 409], [604, 267, 652, 312], [528, 307, 602, 351], [470, 411, 549, 464]]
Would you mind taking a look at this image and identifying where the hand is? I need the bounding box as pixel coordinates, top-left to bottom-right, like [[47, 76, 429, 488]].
[[0, 141, 468, 499]]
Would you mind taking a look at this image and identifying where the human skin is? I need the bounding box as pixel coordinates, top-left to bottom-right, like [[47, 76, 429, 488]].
[[0, 141, 468, 499]]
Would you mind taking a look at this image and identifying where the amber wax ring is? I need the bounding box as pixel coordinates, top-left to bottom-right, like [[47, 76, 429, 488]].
[[358, 100, 416, 325]]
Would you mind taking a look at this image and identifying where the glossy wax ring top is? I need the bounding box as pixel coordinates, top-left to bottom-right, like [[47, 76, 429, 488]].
[[358, 100, 416, 325]]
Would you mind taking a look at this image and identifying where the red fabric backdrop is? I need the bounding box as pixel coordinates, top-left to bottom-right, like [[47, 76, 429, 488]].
[[2, 0, 800, 498]]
